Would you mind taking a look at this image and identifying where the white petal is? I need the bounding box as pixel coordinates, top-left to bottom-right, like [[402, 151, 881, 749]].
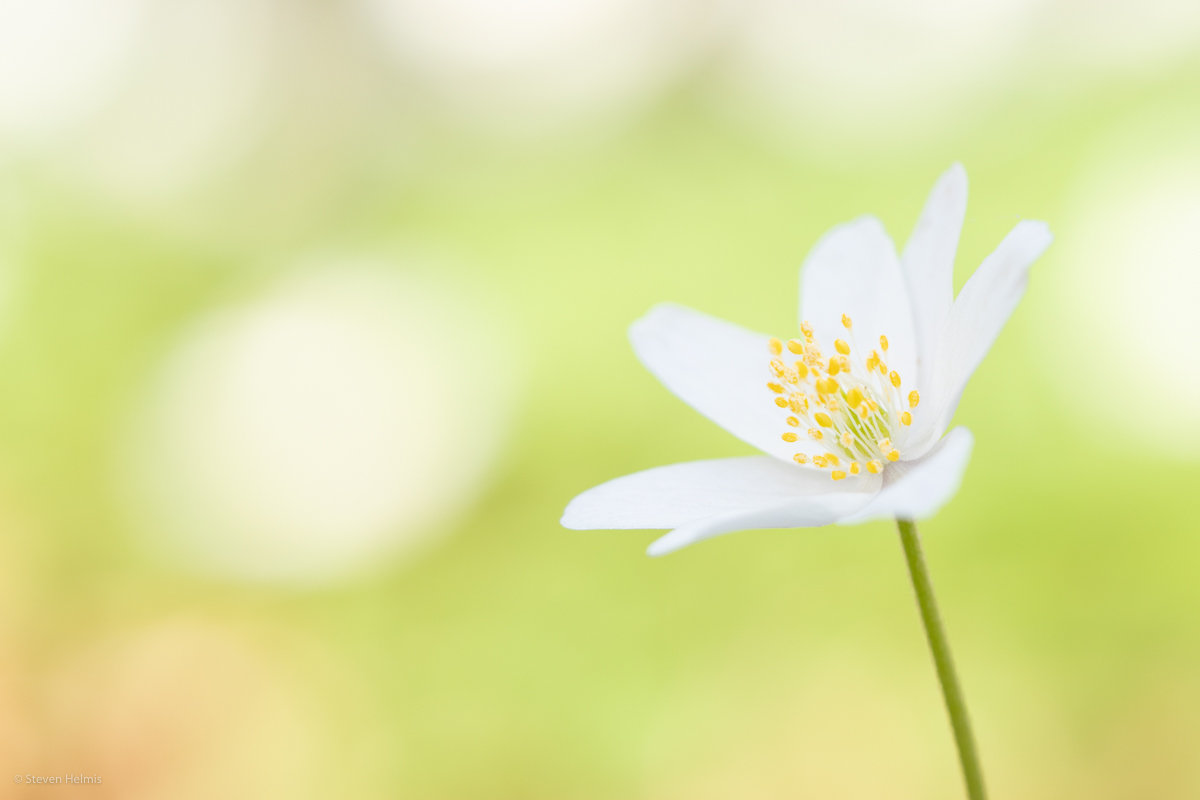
[[901, 164, 967, 394], [908, 221, 1053, 454], [800, 216, 918, 392], [560, 456, 881, 555], [837, 427, 973, 525], [628, 303, 812, 463]]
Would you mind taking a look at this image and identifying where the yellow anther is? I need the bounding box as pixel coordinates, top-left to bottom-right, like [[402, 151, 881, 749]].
[[816, 377, 839, 395], [845, 387, 864, 408], [769, 338, 782, 355], [808, 428, 823, 440], [838, 355, 851, 372], [774, 397, 788, 408], [787, 339, 804, 354], [827, 357, 841, 376], [786, 416, 800, 427], [880, 335, 889, 352], [866, 351, 880, 371], [812, 455, 827, 467], [890, 370, 902, 388], [886, 450, 901, 461], [824, 452, 840, 466], [824, 396, 839, 411], [867, 399, 879, 411], [831, 470, 847, 481], [849, 462, 860, 475], [858, 404, 870, 417], [835, 339, 851, 355], [900, 411, 912, 426], [909, 390, 920, 408], [782, 432, 798, 442], [842, 313, 852, 329], [788, 397, 807, 414], [840, 432, 853, 447], [770, 359, 785, 377], [877, 438, 892, 450], [783, 368, 799, 385], [878, 361, 888, 375], [767, 382, 784, 394], [800, 321, 814, 339], [866, 460, 882, 474], [793, 453, 808, 465], [793, 361, 809, 378], [814, 412, 833, 427]]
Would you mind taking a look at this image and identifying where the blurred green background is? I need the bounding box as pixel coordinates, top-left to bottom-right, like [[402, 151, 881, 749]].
[[1, 1, 1200, 797]]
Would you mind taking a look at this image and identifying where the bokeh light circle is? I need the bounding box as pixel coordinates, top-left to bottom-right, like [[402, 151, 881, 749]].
[[1044, 117, 1200, 459], [66, 0, 278, 204], [120, 259, 520, 585], [359, 0, 716, 136], [712, 0, 1038, 153], [0, 0, 145, 142]]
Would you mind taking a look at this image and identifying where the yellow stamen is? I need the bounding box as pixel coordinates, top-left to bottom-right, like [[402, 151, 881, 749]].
[[774, 397, 788, 408], [800, 321, 814, 339], [890, 370, 902, 388], [816, 377, 839, 395], [787, 339, 804, 354], [900, 411, 912, 425], [783, 368, 799, 385], [840, 432, 853, 447], [782, 432, 798, 442], [831, 470, 847, 481], [793, 453, 808, 465], [835, 339, 851, 355], [767, 382, 784, 394], [770, 359, 785, 377], [909, 390, 920, 408], [842, 314, 852, 328], [812, 455, 827, 467], [827, 357, 841, 376], [880, 335, 889, 352], [824, 453, 840, 466], [846, 387, 864, 408], [886, 450, 901, 461], [838, 355, 851, 372], [786, 416, 800, 427], [849, 462, 860, 475], [808, 428, 823, 440], [877, 438, 892, 450], [866, 460, 882, 474], [794, 361, 809, 378], [814, 412, 834, 427], [768, 338, 782, 355]]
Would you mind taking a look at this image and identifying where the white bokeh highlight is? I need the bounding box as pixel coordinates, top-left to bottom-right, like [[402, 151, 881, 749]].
[[1045, 120, 1200, 458], [66, 0, 278, 204], [0, 0, 145, 143], [1040, 0, 1200, 77], [120, 261, 520, 585], [713, 0, 1038, 152], [360, 0, 718, 136]]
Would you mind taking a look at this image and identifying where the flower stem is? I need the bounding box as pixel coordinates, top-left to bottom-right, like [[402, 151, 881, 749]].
[[895, 517, 986, 800]]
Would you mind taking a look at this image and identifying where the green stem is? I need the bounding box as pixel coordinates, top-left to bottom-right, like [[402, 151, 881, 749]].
[[896, 518, 986, 800]]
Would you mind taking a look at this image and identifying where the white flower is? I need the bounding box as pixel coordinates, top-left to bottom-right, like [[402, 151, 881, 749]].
[[562, 164, 1053, 556]]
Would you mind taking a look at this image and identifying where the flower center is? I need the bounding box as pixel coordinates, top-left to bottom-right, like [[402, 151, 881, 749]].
[[766, 314, 919, 481]]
